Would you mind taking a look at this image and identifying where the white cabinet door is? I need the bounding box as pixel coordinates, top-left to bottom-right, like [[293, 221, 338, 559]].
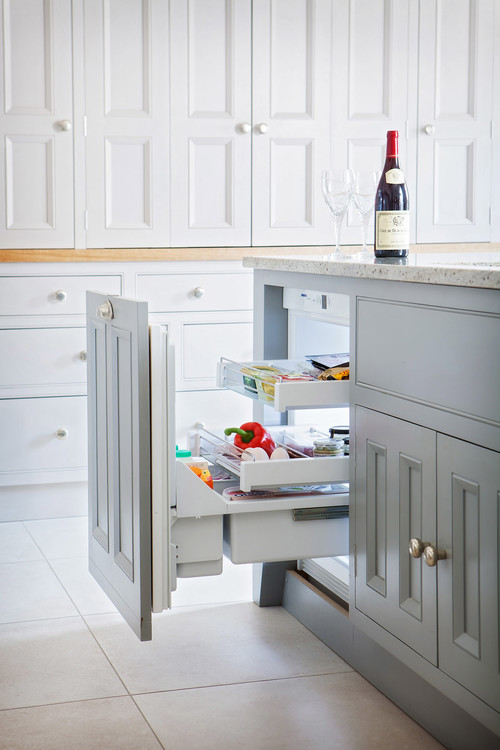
[[251, 0, 333, 246], [330, 0, 414, 247], [417, 0, 494, 242], [170, 0, 252, 247], [84, 0, 170, 248], [0, 0, 74, 248]]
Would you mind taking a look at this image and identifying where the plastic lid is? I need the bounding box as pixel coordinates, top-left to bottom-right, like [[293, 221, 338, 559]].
[[176, 448, 192, 458], [332, 426, 350, 436]]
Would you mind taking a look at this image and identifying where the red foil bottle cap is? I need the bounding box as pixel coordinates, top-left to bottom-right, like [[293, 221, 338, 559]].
[[386, 130, 399, 157]]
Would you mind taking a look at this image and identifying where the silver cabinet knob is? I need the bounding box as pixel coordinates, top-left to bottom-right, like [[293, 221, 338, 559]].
[[57, 119, 72, 131], [56, 428, 68, 440], [54, 290, 67, 302], [423, 124, 435, 136], [239, 122, 251, 134], [79, 350, 87, 362], [255, 123, 269, 135], [96, 300, 114, 319], [193, 287, 204, 298]]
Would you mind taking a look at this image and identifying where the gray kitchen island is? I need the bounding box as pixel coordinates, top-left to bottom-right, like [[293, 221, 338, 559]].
[[244, 250, 500, 750]]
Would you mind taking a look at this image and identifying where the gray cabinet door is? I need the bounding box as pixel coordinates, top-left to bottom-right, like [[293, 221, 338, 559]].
[[354, 406, 438, 663], [86, 291, 152, 640], [437, 436, 500, 712]]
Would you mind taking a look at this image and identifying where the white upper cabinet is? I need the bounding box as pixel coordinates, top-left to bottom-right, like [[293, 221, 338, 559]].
[[171, 0, 334, 247], [417, 0, 494, 243], [169, 0, 252, 247], [0, 0, 74, 248], [83, 0, 170, 248]]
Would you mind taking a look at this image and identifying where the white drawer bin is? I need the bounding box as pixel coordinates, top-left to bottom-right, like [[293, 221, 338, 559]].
[[137, 273, 253, 312], [0, 275, 121, 316], [223, 506, 349, 564]]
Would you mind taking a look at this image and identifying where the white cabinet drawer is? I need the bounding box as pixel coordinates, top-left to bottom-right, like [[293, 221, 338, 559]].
[[0, 327, 87, 397], [0, 275, 121, 316], [137, 273, 253, 312], [0, 396, 87, 485]]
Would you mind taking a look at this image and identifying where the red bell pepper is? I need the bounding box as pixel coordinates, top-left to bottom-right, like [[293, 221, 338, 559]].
[[224, 422, 277, 457]]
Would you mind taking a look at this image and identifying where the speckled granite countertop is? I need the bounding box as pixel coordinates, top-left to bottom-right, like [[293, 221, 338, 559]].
[[242, 251, 500, 289]]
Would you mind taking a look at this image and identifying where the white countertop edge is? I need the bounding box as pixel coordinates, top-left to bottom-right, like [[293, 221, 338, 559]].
[[242, 252, 500, 289]]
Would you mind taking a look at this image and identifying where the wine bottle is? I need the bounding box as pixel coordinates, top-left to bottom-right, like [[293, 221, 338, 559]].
[[374, 130, 410, 258]]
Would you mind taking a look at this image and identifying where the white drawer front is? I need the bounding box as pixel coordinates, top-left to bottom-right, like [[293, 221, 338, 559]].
[[137, 273, 253, 312], [0, 328, 87, 396], [0, 396, 87, 484], [0, 275, 121, 316]]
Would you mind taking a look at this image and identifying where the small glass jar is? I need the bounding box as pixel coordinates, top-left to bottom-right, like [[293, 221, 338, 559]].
[[332, 426, 350, 455], [313, 428, 345, 457]]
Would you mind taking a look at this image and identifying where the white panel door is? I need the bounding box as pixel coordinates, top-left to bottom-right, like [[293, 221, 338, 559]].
[[417, 0, 494, 242], [170, 0, 252, 246], [330, 0, 415, 246], [252, 0, 333, 246], [0, 0, 74, 248], [84, 0, 170, 248]]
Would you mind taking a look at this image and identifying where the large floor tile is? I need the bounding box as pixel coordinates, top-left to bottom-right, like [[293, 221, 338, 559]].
[[136, 672, 445, 750], [24, 516, 88, 559], [49, 556, 118, 615], [0, 697, 162, 750], [85, 602, 352, 694], [0, 617, 127, 710], [0, 522, 44, 563], [0, 560, 78, 623]]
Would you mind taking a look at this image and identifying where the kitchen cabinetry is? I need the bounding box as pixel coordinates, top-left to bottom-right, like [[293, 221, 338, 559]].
[[170, 0, 333, 247], [0, 0, 74, 248], [355, 408, 500, 712], [0, 261, 253, 521], [332, 0, 496, 246]]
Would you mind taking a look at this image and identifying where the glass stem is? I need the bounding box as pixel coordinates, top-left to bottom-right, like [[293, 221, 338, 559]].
[[361, 213, 370, 251], [333, 213, 344, 253]]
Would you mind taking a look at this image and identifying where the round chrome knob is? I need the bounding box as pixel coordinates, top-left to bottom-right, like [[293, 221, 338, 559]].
[[192, 287, 204, 298], [79, 350, 87, 362], [409, 538, 430, 558], [57, 119, 72, 131], [193, 421, 206, 430], [56, 428, 68, 440], [239, 122, 251, 134], [423, 124, 435, 136], [423, 544, 447, 567], [54, 290, 67, 302], [255, 122, 269, 135]]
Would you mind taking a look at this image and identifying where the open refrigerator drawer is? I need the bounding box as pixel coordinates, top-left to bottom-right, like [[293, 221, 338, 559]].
[[217, 358, 349, 411]]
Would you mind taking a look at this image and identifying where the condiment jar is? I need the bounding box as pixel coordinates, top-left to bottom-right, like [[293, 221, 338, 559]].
[[331, 426, 350, 455], [313, 428, 344, 457]]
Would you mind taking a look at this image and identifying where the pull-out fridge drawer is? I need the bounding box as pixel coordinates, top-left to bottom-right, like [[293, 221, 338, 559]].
[[218, 358, 349, 411]]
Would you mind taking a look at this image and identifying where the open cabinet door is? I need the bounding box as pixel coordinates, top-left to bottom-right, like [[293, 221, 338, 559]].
[[86, 292, 153, 641]]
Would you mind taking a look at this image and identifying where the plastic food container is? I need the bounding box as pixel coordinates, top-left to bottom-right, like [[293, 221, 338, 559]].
[[313, 428, 345, 457]]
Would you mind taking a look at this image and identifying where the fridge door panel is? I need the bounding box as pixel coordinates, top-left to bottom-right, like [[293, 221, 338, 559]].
[[87, 292, 154, 641]]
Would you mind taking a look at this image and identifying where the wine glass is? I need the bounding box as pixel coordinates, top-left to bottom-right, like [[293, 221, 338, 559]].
[[321, 169, 354, 256], [352, 171, 380, 259]]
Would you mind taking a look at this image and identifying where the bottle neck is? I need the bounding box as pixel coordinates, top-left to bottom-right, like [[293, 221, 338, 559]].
[[386, 131, 399, 158]]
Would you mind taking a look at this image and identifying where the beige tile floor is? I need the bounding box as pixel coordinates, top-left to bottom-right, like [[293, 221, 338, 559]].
[[0, 517, 445, 750]]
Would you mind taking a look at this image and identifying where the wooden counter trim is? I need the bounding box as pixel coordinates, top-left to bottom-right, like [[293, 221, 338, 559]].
[[0, 243, 497, 263]]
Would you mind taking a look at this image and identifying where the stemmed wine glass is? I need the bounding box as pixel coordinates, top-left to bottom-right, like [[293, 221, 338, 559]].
[[352, 171, 380, 259], [321, 169, 354, 256]]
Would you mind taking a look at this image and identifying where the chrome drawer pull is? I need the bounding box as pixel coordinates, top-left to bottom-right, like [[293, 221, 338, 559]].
[[192, 287, 204, 298], [54, 290, 67, 302], [293, 505, 349, 522], [79, 350, 87, 361], [56, 428, 68, 440]]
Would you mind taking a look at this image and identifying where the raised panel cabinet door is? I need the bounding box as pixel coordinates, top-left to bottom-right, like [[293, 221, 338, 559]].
[[0, 0, 74, 248], [86, 291, 153, 640], [251, 0, 333, 246], [417, 0, 494, 242], [329, 0, 414, 246], [170, 0, 252, 246], [84, 0, 170, 248], [437, 435, 500, 712], [354, 406, 438, 663]]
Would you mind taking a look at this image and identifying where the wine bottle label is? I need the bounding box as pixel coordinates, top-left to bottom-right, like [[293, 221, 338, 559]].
[[385, 168, 405, 184], [375, 211, 410, 251]]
